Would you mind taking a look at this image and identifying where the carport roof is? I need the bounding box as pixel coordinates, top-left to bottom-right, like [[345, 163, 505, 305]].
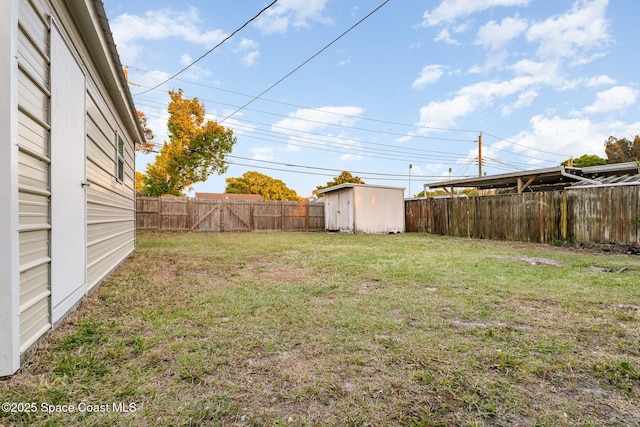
[[423, 162, 640, 193], [423, 166, 577, 192]]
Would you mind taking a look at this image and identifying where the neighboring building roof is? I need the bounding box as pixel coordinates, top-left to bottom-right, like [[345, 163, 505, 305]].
[[317, 183, 405, 194], [195, 192, 264, 201], [423, 162, 640, 194], [569, 162, 640, 189]]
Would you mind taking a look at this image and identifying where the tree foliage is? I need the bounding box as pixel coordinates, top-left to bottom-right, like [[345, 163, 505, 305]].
[[141, 89, 236, 196], [313, 171, 365, 197], [561, 154, 607, 168], [134, 110, 156, 154], [604, 135, 640, 164], [135, 171, 145, 194], [416, 188, 478, 198], [225, 171, 304, 201]]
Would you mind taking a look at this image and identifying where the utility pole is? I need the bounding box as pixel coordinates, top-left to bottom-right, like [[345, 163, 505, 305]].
[[478, 132, 483, 177], [408, 164, 412, 198]]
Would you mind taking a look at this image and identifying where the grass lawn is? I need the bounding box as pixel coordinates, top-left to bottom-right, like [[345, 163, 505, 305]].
[[1, 231, 639, 426]]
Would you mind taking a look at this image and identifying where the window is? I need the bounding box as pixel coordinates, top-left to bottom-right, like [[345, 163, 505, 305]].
[[116, 134, 125, 182]]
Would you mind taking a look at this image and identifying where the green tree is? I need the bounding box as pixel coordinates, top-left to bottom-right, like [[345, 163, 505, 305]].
[[313, 171, 365, 197], [141, 89, 236, 196], [561, 154, 607, 167], [225, 171, 304, 201], [604, 135, 640, 164], [416, 188, 478, 198]]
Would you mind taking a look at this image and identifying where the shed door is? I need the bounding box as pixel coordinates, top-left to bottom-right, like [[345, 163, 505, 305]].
[[337, 191, 351, 232], [50, 24, 87, 323]]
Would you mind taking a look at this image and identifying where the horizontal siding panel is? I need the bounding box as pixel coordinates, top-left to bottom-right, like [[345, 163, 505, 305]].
[[88, 183, 135, 207], [18, 150, 48, 194], [87, 202, 135, 223], [19, 229, 49, 272], [20, 265, 49, 310], [86, 93, 113, 143], [18, 1, 49, 57], [18, 27, 48, 92], [18, 191, 49, 228], [86, 124, 114, 175], [18, 69, 48, 125], [87, 221, 133, 246], [87, 187, 134, 211], [19, 109, 49, 158], [20, 297, 50, 351], [87, 231, 135, 290]]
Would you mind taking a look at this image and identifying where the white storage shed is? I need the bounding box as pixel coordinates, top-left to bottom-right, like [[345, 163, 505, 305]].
[[318, 184, 405, 234], [1, 0, 144, 376]]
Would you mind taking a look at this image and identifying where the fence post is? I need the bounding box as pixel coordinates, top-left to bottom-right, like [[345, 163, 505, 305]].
[[157, 196, 162, 231], [219, 201, 224, 232], [250, 200, 254, 231], [187, 197, 192, 230], [560, 192, 566, 241]]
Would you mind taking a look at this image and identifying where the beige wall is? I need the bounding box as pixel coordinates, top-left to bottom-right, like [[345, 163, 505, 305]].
[[1, 0, 141, 376], [353, 186, 405, 234]]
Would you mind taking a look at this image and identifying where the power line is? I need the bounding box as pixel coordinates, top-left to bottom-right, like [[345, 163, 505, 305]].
[[226, 161, 431, 182], [126, 65, 480, 134], [137, 106, 476, 163], [219, 0, 391, 123], [482, 131, 569, 158], [227, 155, 442, 178], [134, 100, 472, 158], [133, 0, 279, 96], [135, 96, 475, 143]]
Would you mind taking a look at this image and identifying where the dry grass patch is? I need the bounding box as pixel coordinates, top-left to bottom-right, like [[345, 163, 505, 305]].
[[1, 231, 639, 426]]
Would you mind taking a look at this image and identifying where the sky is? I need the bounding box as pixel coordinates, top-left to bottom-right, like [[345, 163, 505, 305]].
[[102, 0, 640, 198]]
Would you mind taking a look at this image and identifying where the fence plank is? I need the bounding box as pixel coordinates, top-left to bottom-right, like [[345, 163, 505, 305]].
[[136, 197, 324, 232], [405, 186, 639, 247]]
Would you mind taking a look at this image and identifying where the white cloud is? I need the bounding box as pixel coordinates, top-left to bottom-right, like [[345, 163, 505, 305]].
[[251, 147, 276, 161], [526, 0, 610, 64], [273, 106, 364, 152], [254, 0, 332, 35], [339, 153, 363, 161], [434, 28, 461, 45], [506, 114, 640, 162], [586, 75, 616, 87], [236, 38, 259, 51], [422, 0, 531, 27], [412, 65, 446, 89], [110, 7, 227, 64], [234, 38, 261, 67], [241, 51, 261, 67], [417, 76, 542, 128], [502, 90, 538, 115], [584, 86, 639, 114], [476, 16, 528, 50], [276, 106, 363, 132], [180, 53, 192, 66]]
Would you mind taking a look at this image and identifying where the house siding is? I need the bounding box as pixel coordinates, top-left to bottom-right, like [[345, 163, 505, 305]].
[[17, 0, 52, 352], [85, 81, 136, 291], [4, 0, 141, 375]]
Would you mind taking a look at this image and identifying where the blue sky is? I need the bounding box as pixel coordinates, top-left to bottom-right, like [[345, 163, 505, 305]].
[[103, 0, 640, 198]]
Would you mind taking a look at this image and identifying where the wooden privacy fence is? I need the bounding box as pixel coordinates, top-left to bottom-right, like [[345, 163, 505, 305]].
[[405, 186, 640, 246], [137, 196, 325, 232]]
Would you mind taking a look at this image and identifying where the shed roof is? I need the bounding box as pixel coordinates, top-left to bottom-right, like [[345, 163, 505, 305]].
[[317, 183, 405, 194]]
